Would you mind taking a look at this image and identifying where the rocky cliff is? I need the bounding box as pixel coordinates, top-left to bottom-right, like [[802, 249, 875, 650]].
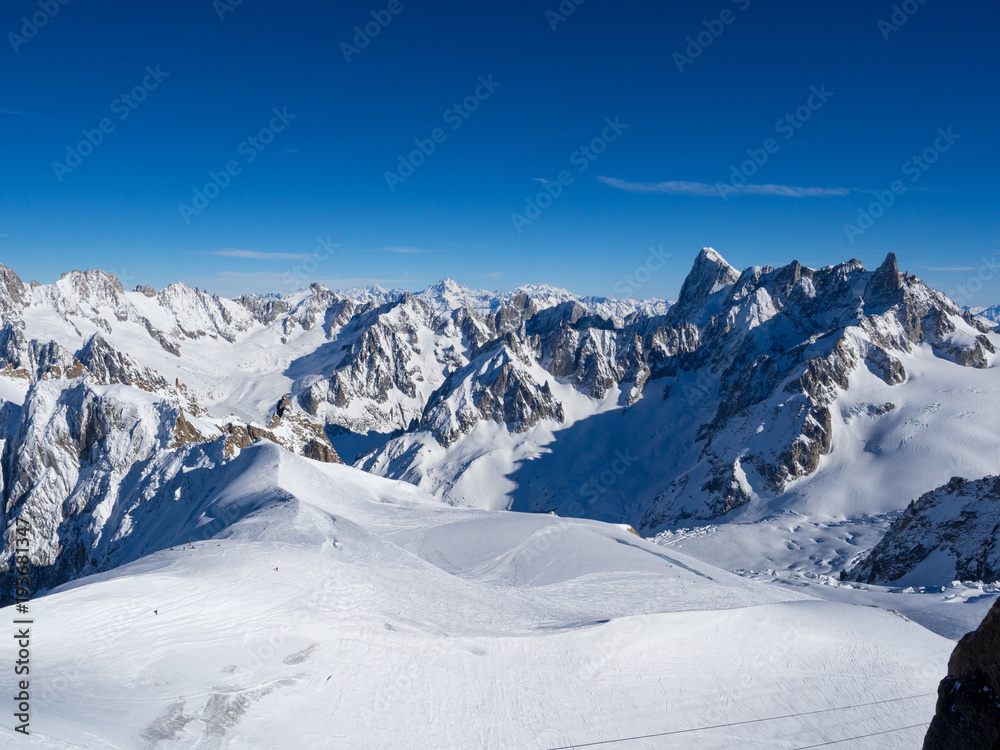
[[924, 597, 1000, 749]]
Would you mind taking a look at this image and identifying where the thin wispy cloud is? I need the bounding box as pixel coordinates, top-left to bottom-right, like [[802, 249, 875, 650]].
[[532, 177, 550, 184], [0, 107, 56, 122], [211, 249, 318, 260], [921, 266, 980, 272], [597, 176, 851, 198], [384, 246, 423, 254]]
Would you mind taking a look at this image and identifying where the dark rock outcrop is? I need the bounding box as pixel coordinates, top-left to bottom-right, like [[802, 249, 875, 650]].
[[924, 597, 1000, 750], [843, 475, 1000, 585], [418, 333, 565, 447], [220, 421, 342, 464]]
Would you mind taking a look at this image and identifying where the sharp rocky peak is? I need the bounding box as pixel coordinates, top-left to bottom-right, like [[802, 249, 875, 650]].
[[0, 261, 27, 312], [668, 247, 741, 326], [864, 252, 903, 307]]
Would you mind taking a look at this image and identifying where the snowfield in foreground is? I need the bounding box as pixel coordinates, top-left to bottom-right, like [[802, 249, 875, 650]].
[[2, 444, 954, 749]]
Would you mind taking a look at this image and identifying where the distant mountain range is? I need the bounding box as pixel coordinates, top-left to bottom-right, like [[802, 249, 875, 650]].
[[969, 304, 1000, 325]]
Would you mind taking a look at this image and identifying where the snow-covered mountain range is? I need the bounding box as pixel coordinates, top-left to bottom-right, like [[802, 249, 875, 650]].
[[1, 249, 999, 602], [970, 303, 1000, 325]]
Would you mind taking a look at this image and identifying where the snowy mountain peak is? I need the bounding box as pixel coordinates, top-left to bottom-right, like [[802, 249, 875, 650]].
[[698, 246, 729, 266], [57, 268, 125, 294], [0, 261, 27, 311], [844, 474, 1000, 585], [425, 277, 464, 293], [668, 247, 741, 325], [877, 251, 900, 280], [418, 278, 497, 313], [1, 249, 998, 601], [338, 284, 404, 307]]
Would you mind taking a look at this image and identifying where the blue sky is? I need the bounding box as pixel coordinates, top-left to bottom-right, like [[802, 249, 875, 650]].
[[1, 0, 997, 304]]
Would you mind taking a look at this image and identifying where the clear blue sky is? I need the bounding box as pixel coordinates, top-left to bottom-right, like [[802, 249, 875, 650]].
[[1, 0, 997, 304]]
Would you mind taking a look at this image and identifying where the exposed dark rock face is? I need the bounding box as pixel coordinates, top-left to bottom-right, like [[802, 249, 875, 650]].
[[924, 597, 1000, 750], [327, 248, 998, 524], [173, 410, 210, 447], [417, 333, 565, 448], [0, 380, 180, 603], [843, 475, 1000, 585], [220, 423, 285, 457], [234, 294, 290, 325], [492, 291, 539, 337], [76, 334, 168, 390], [301, 438, 342, 464], [865, 251, 903, 307], [632, 248, 997, 527], [222, 403, 343, 465], [0, 262, 28, 312]]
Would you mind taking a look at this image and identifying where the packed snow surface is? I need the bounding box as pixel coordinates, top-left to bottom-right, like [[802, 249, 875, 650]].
[[1, 445, 953, 748]]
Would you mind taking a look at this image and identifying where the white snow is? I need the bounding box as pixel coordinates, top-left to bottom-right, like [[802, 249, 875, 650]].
[[0, 444, 953, 748]]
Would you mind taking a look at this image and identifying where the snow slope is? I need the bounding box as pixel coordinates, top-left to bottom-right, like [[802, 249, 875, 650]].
[[648, 341, 1000, 616], [0, 444, 952, 749]]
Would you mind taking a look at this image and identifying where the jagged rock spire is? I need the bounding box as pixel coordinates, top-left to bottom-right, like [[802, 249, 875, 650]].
[[864, 252, 903, 307], [668, 248, 740, 325]]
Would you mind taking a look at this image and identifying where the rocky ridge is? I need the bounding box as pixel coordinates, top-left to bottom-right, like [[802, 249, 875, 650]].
[[843, 475, 1000, 585]]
